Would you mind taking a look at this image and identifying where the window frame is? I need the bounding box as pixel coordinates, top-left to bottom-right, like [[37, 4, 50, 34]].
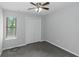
[[6, 16, 17, 37]]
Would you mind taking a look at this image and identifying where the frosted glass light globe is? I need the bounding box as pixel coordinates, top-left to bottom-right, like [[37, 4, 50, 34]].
[[35, 8, 42, 12]]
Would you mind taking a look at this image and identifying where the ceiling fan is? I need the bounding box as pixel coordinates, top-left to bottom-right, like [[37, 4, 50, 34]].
[[28, 2, 50, 13]]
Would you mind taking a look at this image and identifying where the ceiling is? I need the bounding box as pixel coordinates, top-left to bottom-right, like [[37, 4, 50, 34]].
[[0, 2, 77, 15]]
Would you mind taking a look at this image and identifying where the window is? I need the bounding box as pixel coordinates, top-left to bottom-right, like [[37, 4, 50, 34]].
[[6, 16, 16, 37]]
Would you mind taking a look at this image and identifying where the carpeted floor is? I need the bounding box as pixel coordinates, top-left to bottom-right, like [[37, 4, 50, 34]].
[[1, 41, 77, 57]]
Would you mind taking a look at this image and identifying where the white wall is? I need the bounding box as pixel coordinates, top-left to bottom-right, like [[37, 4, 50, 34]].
[[3, 10, 41, 50], [41, 16, 46, 41], [25, 14, 41, 44], [43, 3, 79, 56], [3, 10, 26, 50], [0, 8, 3, 55]]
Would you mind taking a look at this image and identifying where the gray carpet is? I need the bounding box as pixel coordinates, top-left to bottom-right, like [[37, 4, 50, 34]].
[[1, 41, 77, 57]]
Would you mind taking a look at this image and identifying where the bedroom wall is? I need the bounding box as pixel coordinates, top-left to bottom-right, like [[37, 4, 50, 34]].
[[2, 10, 41, 50], [3, 10, 26, 50], [43, 3, 79, 56], [41, 16, 46, 41], [25, 14, 41, 44]]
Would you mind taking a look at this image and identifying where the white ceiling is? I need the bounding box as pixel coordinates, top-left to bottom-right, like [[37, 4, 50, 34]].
[[0, 2, 77, 15]]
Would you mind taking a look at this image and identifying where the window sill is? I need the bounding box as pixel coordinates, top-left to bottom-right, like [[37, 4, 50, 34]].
[[6, 36, 16, 40]]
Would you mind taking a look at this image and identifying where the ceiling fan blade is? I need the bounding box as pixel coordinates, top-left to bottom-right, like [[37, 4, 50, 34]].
[[42, 2, 49, 6], [41, 7, 49, 10], [27, 8, 35, 10], [30, 2, 36, 6]]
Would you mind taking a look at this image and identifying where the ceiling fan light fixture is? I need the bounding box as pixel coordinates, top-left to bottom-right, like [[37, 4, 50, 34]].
[[35, 8, 42, 13], [28, 2, 50, 13]]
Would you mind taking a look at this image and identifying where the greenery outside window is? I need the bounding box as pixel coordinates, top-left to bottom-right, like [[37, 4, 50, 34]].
[[6, 16, 16, 37]]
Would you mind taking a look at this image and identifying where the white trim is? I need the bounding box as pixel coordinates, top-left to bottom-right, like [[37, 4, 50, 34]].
[[0, 52, 1, 56], [2, 41, 44, 50], [25, 41, 44, 45], [6, 36, 16, 40], [46, 40, 79, 57], [0, 51, 2, 56], [2, 43, 26, 50], [40, 40, 45, 42]]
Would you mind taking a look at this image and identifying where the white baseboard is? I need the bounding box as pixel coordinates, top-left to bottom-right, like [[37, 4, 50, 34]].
[[46, 40, 79, 57], [0, 51, 2, 56], [40, 40, 45, 42], [3, 43, 26, 50], [3, 41, 44, 50], [0, 53, 1, 56], [0, 52, 1, 56]]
